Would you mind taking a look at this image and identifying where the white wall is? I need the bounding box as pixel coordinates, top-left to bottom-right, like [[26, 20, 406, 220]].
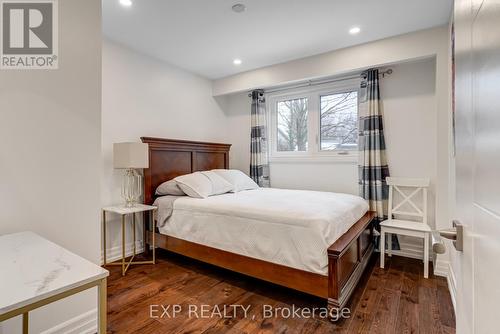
[[0, 0, 102, 332], [383, 59, 438, 226], [224, 91, 251, 174], [101, 40, 229, 257], [223, 59, 439, 258], [271, 162, 359, 195]]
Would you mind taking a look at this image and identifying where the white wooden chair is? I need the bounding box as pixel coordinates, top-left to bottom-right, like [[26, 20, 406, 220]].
[[380, 177, 432, 278]]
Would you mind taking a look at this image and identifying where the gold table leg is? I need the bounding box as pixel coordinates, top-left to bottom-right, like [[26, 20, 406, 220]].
[[0, 280, 106, 332], [105, 209, 156, 275], [133, 212, 136, 257], [22, 312, 28, 334], [122, 213, 136, 275], [102, 210, 107, 266], [121, 214, 125, 276], [152, 209, 156, 264], [98, 278, 107, 334]]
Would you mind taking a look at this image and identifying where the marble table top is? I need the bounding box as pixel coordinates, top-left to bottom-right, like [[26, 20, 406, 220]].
[[0, 231, 108, 316], [102, 203, 157, 215]]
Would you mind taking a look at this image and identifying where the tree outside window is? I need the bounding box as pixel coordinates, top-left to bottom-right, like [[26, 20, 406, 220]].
[[277, 98, 308, 151], [320, 91, 358, 151]]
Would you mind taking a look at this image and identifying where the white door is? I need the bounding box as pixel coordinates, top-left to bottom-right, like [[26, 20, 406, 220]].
[[453, 0, 500, 333]]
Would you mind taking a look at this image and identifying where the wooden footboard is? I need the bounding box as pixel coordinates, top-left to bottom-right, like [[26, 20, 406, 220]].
[[145, 211, 375, 311], [327, 211, 375, 310], [149, 232, 329, 297]]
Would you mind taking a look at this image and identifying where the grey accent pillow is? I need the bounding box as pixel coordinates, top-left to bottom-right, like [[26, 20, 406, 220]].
[[155, 180, 185, 196]]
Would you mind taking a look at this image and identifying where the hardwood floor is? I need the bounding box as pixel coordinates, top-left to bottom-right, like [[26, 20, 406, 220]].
[[107, 250, 455, 333]]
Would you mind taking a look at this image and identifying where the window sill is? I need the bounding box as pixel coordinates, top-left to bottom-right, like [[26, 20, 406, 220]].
[[269, 154, 358, 164]]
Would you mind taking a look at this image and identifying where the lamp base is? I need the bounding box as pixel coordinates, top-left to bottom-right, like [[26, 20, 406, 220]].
[[124, 200, 136, 208], [121, 169, 142, 207]]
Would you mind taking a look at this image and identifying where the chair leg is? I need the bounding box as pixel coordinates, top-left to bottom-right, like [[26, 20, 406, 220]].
[[380, 228, 385, 269], [387, 233, 392, 257], [423, 233, 429, 278]]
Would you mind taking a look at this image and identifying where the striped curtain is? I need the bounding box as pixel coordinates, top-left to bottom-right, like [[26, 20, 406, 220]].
[[358, 69, 390, 221], [250, 90, 270, 187]]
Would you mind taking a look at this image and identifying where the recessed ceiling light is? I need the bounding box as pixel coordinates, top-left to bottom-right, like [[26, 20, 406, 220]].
[[233, 59, 242, 65], [119, 0, 132, 7], [232, 4, 246, 13], [349, 26, 361, 35]]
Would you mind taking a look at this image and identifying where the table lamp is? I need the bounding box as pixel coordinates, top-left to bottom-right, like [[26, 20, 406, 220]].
[[113, 142, 149, 207]]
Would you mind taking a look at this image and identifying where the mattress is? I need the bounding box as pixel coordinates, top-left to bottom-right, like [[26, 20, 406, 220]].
[[154, 188, 368, 276]]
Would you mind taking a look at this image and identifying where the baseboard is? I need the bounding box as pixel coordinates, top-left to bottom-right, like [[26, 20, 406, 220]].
[[387, 238, 426, 260], [433, 257, 449, 277], [40, 309, 97, 334], [446, 262, 457, 314], [101, 239, 144, 265]]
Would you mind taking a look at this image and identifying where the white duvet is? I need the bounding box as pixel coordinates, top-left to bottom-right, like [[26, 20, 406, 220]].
[[154, 188, 368, 275]]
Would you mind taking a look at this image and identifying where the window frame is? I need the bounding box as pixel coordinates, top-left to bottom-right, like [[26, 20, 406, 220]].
[[267, 78, 360, 163]]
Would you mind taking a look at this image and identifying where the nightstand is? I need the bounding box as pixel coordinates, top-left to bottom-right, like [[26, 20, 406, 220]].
[[102, 204, 157, 275]]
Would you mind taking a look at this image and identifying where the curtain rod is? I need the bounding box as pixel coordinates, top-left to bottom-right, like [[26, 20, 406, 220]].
[[248, 68, 393, 97]]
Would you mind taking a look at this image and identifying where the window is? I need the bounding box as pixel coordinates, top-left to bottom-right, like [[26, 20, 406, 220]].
[[268, 79, 359, 161], [277, 98, 308, 152], [320, 91, 358, 151]]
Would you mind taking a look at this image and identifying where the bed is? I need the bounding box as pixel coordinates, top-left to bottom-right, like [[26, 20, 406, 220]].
[[141, 137, 375, 313]]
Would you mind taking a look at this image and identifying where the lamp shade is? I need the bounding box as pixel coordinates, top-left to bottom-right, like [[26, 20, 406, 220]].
[[113, 142, 149, 169]]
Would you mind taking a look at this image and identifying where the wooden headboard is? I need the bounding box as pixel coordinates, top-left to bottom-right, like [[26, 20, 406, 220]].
[[140, 137, 231, 204]]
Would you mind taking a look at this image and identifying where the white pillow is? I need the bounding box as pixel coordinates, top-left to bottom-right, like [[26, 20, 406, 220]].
[[155, 180, 185, 196], [174, 171, 233, 198], [212, 169, 259, 192], [201, 171, 234, 195]]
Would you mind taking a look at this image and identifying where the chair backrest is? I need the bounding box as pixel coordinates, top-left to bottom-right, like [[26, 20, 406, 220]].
[[386, 177, 430, 224]]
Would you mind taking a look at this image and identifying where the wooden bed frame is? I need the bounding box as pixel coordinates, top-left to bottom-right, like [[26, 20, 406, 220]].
[[141, 137, 375, 313]]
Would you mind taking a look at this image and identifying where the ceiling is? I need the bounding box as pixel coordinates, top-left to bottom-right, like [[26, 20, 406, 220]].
[[103, 0, 452, 79]]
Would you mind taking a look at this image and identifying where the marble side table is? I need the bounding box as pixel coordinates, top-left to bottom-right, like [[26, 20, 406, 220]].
[[0, 232, 109, 333]]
